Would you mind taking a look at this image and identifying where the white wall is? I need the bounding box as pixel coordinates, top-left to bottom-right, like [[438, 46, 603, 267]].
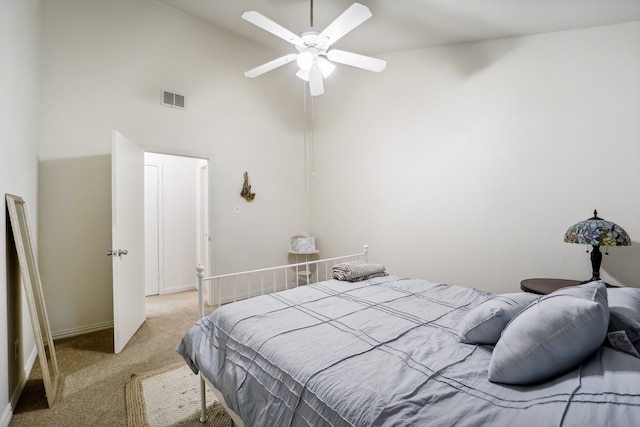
[[312, 22, 640, 293], [0, 0, 40, 423], [145, 153, 204, 293], [38, 156, 113, 338], [38, 0, 311, 337]]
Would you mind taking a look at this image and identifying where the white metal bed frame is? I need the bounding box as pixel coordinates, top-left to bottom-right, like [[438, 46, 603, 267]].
[[194, 244, 369, 424]]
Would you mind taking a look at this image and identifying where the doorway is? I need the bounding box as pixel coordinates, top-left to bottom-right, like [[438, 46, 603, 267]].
[[144, 152, 209, 296]]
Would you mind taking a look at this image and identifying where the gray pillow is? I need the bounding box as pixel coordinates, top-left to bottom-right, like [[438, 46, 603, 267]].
[[488, 281, 609, 385], [607, 287, 640, 356], [457, 293, 539, 344]]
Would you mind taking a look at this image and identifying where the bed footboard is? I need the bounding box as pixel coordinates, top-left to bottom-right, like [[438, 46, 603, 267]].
[[196, 244, 368, 318]]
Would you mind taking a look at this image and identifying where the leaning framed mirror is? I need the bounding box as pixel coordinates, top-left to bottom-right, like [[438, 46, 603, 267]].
[[6, 194, 59, 407]]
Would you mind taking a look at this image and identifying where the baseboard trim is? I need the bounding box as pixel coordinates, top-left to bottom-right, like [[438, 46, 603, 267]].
[[160, 284, 196, 294], [52, 321, 113, 340], [4, 346, 38, 427], [1, 402, 12, 427]]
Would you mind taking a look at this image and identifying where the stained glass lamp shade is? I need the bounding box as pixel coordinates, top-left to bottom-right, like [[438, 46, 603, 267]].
[[564, 210, 631, 282]]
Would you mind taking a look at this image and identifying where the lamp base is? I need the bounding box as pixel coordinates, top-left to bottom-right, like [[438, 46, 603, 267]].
[[581, 276, 605, 284], [580, 277, 613, 287], [588, 245, 603, 281]]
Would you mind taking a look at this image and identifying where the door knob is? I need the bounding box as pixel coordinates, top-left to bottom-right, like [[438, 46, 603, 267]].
[[107, 249, 128, 256]]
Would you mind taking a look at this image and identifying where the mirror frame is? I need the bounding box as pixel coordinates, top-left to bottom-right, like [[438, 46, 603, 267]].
[[6, 194, 59, 407]]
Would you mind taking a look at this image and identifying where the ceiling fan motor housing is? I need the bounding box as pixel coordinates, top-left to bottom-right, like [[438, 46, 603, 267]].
[[297, 28, 330, 53]]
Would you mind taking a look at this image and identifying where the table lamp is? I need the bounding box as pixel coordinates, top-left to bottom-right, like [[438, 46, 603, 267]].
[[564, 210, 631, 282]]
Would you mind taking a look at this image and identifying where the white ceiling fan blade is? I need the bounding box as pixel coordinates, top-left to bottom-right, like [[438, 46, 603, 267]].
[[317, 3, 372, 47], [245, 54, 298, 78], [308, 65, 324, 96], [327, 49, 386, 73], [242, 11, 303, 45]]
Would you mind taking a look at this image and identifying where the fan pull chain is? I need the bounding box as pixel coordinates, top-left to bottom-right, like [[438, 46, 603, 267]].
[[311, 92, 315, 179], [304, 81, 308, 192], [302, 79, 316, 192]]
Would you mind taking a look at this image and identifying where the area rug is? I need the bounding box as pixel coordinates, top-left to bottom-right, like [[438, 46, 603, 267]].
[[125, 362, 232, 427]]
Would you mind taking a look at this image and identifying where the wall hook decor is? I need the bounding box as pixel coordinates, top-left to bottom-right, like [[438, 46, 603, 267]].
[[240, 171, 256, 202]]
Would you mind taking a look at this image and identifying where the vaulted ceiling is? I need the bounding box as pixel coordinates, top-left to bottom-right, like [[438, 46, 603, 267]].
[[155, 0, 640, 55]]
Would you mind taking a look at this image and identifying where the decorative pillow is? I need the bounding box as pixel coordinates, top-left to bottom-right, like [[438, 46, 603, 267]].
[[488, 281, 609, 385], [457, 293, 539, 344], [607, 287, 640, 356]]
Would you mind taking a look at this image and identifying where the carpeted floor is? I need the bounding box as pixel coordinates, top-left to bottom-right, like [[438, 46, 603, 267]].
[[9, 290, 213, 427]]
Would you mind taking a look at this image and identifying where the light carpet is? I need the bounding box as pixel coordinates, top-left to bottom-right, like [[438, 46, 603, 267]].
[[125, 362, 232, 427]]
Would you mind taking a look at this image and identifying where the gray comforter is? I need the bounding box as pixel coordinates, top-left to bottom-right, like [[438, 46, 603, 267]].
[[177, 275, 640, 426]]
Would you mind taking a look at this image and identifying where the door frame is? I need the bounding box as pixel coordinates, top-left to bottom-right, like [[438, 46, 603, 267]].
[[143, 161, 163, 296], [142, 150, 212, 294], [197, 162, 210, 276]]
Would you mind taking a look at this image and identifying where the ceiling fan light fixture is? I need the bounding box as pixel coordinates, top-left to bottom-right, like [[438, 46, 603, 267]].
[[296, 58, 335, 82], [296, 50, 315, 71], [318, 57, 336, 78]]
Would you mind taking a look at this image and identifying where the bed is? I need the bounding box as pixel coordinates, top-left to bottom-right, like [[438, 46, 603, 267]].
[[178, 248, 640, 426]]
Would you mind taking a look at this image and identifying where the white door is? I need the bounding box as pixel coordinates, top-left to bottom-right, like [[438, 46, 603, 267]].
[[144, 164, 160, 296], [112, 131, 145, 353]]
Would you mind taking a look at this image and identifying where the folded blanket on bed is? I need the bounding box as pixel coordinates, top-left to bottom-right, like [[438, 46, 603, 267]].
[[332, 261, 388, 282]]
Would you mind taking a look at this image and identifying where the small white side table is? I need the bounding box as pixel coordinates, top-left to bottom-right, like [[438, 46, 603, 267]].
[[289, 250, 319, 284]]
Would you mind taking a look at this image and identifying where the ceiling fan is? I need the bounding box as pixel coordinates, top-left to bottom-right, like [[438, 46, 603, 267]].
[[242, 1, 387, 96]]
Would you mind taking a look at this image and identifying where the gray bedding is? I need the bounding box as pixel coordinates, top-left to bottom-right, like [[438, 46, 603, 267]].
[[177, 275, 640, 426]]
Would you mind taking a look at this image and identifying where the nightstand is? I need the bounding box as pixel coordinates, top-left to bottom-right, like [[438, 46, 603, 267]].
[[289, 250, 319, 284], [520, 278, 582, 295]]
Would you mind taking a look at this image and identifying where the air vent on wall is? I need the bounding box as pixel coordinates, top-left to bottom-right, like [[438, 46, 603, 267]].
[[161, 90, 186, 110]]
